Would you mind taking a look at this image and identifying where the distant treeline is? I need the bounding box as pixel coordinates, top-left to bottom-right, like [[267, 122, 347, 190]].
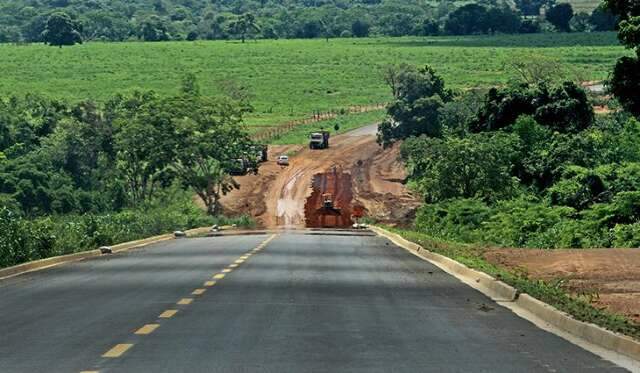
[[0, 0, 619, 44]]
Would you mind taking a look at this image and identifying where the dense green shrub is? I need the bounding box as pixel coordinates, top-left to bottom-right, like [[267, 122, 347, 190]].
[[0, 191, 234, 269], [402, 132, 520, 203], [414, 199, 491, 242]]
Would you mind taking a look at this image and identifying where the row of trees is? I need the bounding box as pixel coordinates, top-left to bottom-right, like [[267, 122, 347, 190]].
[[380, 60, 640, 248], [0, 76, 258, 216], [0, 0, 620, 44]]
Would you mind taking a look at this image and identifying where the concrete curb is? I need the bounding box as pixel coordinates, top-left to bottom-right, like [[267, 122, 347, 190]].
[[371, 226, 640, 368], [369, 226, 517, 302], [0, 227, 210, 281], [513, 294, 640, 366]]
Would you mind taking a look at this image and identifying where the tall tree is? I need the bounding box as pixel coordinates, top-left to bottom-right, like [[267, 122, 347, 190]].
[[605, 0, 640, 117], [42, 12, 82, 47], [377, 64, 452, 147], [172, 96, 255, 215], [546, 3, 574, 32], [228, 13, 260, 43], [139, 15, 170, 41]]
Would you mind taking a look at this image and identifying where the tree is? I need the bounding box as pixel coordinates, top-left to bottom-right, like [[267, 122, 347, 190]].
[[139, 15, 170, 41], [400, 132, 519, 202], [228, 13, 260, 43], [113, 93, 175, 205], [171, 96, 255, 215], [589, 5, 618, 31], [486, 6, 522, 33], [377, 65, 452, 147], [605, 0, 640, 117], [42, 12, 83, 47], [570, 12, 591, 31], [351, 20, 370, 38], [546, 3, 574, 32], [470, 82, 594, 133], [444, 4, 489, 35], [420, 18, 440, 36]]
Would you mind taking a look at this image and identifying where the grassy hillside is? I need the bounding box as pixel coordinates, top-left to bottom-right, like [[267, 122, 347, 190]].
[[0, 32, 626, 128]]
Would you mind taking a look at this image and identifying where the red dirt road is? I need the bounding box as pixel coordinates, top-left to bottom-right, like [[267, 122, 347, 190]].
[[220, 124, 420, 229]]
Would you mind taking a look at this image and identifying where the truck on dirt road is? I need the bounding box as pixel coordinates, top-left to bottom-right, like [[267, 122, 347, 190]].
[[309, 131, 330, 149]]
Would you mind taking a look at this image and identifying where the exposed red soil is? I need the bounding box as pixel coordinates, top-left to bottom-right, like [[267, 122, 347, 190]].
[[219, 124, 420, 229], [304, 168, 354, 228], [484, 248, 640, 323]]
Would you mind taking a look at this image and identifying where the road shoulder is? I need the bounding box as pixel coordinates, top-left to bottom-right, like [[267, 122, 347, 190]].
[[371, 225, 640, 372]]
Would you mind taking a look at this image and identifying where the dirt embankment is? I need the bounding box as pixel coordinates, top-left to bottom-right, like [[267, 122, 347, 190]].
[[219, 124, 420, 229], [485, 248, 640, 323]]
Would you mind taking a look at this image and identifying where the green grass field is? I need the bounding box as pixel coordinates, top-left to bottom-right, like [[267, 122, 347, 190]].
[[0, 32, 627, 128]]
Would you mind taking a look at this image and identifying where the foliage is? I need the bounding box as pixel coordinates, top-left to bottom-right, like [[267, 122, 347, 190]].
[[41, 12, 82, 47], [589, 4, 619, 31], [605, 0, 640, 117], [397, 60, 640, 250], [401, 132, 519, 203], [0, 0, 612, 42], [227, 13, 260, 43], [444, 4, 522, 35], [0, 74, 257, 216], [378, 64, 451, 147], [469, 82, 594, 133], [138, 15, 170, 41], [171, 93, 255, 214], [0, 188, 258, 269], [546, 3, 575, 32]]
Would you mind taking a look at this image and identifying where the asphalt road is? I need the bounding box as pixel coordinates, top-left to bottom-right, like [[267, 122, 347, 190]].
[[0, 231, 628, 372]]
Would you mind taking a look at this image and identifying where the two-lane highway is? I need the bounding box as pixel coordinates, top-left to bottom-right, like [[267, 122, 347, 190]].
[[0, 231, 628, 372]]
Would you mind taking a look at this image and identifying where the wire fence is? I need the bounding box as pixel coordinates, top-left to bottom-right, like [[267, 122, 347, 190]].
[[250, 103, 387, 143]]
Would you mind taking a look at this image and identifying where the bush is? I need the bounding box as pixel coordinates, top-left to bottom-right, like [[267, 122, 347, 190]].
[[415, 199, 491, 242], [0, 191, 220, 269], [402, 132, 520, 203]]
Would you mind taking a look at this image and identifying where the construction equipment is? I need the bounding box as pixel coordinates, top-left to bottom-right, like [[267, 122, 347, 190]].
[[309, 131, 330, 149], [255, 144, 268, 163], [322, 193, 337, 210], [228, 158, 251, 175]]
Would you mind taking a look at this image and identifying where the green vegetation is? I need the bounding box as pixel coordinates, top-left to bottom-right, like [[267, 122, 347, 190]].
[[388, 227, 640, 339], [381, 61, 640, 249], [0, 33, 628, 127], [0, 189, 253, 269], [0, 0, 615, 44], [606, 0, 640, 117], [0, 75, 262, 268]]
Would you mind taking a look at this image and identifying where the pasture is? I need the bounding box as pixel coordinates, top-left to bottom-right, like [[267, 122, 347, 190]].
[[0, 32, 627, 128]]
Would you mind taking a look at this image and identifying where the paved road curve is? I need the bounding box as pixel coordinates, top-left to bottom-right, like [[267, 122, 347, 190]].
[[0, 231, 628, 372]]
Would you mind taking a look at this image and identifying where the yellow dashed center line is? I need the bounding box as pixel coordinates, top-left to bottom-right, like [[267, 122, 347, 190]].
[[102, 344, 133, 358], [135, 324, 160, 335], [159, 309, 178, 318], [87, 234, 278, 368]]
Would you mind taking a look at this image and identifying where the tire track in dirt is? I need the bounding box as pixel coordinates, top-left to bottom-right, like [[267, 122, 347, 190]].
[[220, 124, 420, 229]]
